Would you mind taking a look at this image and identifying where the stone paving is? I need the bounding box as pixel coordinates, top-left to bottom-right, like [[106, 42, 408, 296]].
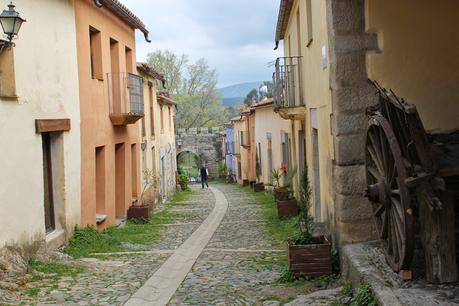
[[11, 183, 343, 306], [12, 187, 214, 306], [168, 184, 341, 305]]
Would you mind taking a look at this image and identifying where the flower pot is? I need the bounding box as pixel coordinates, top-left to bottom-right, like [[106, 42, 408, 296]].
[[287, 236, 332, 277], [276, 198, 299, 217], [242, 179, 250, 186], [127, 204, 152, 220], [253, 182, 265, 192]]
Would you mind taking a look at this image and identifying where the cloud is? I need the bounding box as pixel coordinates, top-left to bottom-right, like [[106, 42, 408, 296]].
[[123, 0, 283, 87]]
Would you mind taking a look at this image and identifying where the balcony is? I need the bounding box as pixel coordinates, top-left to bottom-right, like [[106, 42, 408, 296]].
[[108, 72, 144, 126], [273, 56, 306, 120]]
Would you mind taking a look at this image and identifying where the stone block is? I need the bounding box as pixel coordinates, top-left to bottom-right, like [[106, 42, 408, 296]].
[[333, 134, 366, 165], [334, 33, 378, 53], [335, 219, 377, 245], [333, 52, 368, 86], [335, 193, 373, 223], [332, 85, 379, 113], [333, 112, 367, 136], [329, 0, 365, 34], [333, 164, 366, 196]]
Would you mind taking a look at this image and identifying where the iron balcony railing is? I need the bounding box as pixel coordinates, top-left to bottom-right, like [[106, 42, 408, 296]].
[[107, 72, 144, 116], [272, 56, 304, 109]]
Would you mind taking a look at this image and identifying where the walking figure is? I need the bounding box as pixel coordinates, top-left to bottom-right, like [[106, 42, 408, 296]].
[[200, 164, 209, 189]]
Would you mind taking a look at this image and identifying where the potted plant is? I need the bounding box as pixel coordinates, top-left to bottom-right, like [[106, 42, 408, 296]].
[[276, 166, 299, 218], [218, 163, 227, 179], [272, 168, 286, 201], [128, 169, 157, 220], [287, 164, 332, 277], [253, 149, 265, 192], [242, 165, 250, 186], [178, 173, 190, 191]]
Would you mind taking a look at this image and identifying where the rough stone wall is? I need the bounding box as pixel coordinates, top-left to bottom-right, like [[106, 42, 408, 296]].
[[326, 0, 378, 244], [176, 128, 224, 179]]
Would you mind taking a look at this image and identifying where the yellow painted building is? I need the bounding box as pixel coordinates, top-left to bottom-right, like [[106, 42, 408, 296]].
[[252, 99, 291, 185], [273, 0, 459, 248], [137, 63, 177, 204]]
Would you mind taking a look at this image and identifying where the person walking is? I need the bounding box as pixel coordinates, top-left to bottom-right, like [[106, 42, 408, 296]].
[[200, 164, 209, 189]]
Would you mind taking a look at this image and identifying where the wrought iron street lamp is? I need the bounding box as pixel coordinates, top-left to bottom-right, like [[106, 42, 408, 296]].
[[0, 2, 25, 52]]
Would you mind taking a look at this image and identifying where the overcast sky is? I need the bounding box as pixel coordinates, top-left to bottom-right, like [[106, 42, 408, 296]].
[[122, 0, 283, 88]]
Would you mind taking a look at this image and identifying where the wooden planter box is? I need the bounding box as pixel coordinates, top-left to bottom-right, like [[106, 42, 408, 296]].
[[274, 188, 289, 201], [253, 182, 265, 192], [127, 204, 153, 220], [242, 179, 250, 186], [276, 198, 299, 217], [287, 236, 332, 277]]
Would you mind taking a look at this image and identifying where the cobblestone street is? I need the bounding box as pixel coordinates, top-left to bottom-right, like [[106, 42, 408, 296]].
[[10, 184, 343, 305]]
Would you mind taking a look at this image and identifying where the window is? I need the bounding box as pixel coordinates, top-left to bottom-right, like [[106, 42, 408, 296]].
[[306, 0, 313, 46], [131, 144, 138, 198], [110, 38, 121, 112], [42, 133, 55, 233], [0, 47, 16, 98], [168, 106, 172, 130], [125, 47, 133, 73], [160, 106, 164, 133], [89, 27, 103, 80], [296, 8, 302, 56], [147, 84, 155, 137], [95, 146, 106, 218]]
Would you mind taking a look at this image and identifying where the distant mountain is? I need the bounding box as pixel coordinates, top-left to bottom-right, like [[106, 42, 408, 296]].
[[219, 81, 264, 106]]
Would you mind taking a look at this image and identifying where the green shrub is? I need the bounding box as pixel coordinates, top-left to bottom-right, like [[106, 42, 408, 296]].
[[179, 173, 190, 191], [351, 282, 376, 306]]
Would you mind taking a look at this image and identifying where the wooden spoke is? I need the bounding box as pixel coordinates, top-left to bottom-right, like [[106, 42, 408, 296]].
[[374, 204, 385, 217]]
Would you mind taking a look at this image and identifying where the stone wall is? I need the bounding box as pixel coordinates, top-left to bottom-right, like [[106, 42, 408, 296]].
[[176, 128, 224, 179], [326, 0, 378, 244]]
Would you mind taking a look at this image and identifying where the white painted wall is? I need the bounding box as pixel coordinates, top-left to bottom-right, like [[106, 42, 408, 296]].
[[0, 0, 81, 249]]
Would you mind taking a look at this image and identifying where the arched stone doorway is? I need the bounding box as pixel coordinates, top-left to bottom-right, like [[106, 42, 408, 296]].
[[177, 150, 201, 182]]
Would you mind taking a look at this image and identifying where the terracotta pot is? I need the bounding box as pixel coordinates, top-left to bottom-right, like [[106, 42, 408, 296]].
[[127, 204, 152, 220], [242, 179, 250, 186], [253, 182, 265, 192], [276, 198, 299, 217], [287, 236, 332, 277]]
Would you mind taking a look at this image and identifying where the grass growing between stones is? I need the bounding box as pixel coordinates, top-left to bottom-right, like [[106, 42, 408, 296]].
[[28, 259, 84, 279], [25, 259, 85, 297], [64, 190, 194, 258]]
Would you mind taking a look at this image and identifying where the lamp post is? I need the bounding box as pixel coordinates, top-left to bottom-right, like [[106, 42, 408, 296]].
[[0, 2, 25, 53]]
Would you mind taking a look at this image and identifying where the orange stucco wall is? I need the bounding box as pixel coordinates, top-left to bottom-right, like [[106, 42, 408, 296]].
[[75, 0, 141, 229]]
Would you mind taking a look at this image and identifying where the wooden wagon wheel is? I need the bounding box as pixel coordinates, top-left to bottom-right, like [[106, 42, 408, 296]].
[[365, 114, 415, 272]]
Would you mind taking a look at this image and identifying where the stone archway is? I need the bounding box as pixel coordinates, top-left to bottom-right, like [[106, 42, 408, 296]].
[[175, 128, 224, 179], [177, 150, 201, 182]]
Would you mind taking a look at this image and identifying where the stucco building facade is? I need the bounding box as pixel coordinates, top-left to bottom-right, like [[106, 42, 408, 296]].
[[137, 63, 177, 203], [75, 0, 149, 229], [273, 0, 459, 249], [0, 0, 81, 253]]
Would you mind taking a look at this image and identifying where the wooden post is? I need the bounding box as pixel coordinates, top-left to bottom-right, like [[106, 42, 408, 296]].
[[419, 189, 457, 283]]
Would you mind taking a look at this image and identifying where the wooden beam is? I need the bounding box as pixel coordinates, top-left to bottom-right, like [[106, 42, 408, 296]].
[[35, 119, 71, 133]]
